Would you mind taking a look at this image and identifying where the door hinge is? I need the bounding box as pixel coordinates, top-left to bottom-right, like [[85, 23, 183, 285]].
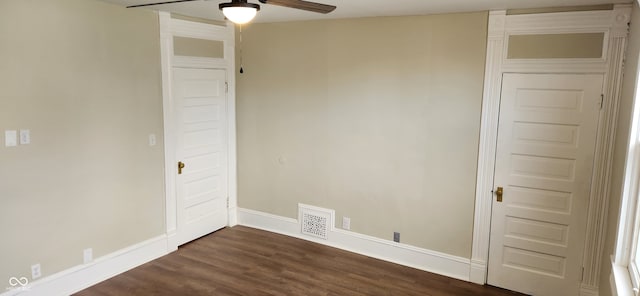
[[225, 82, 229, 93], [581, 267, 585, 281], [600, 94, 604, 110]]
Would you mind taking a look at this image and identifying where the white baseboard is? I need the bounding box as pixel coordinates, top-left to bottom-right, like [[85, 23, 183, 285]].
[[2, 235, 170, 296], [5, 207, 473, 296], [237, 207, 472, 282]]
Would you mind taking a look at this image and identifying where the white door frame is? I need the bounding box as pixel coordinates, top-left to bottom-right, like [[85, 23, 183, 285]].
[[470, 6, 631, 295], [158, 12, 237, 251]]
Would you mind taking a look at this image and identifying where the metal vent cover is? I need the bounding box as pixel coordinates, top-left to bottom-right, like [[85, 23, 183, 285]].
[[299, 204, 334, 240]]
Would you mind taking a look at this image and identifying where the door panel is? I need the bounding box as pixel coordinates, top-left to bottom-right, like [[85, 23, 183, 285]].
[[488, 73, 602, 295], [173, 68, 228, 246]]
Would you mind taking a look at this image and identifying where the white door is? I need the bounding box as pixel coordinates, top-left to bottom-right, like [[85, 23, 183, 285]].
[[173, 68, 228, 246], [487, 73, 603, 295]]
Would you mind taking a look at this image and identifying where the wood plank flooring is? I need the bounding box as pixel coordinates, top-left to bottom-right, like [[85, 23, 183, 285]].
[[76, 226, 524, 296]]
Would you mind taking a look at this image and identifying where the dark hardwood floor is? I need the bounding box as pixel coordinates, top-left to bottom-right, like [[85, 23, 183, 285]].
[[76, 226, 524, 296]]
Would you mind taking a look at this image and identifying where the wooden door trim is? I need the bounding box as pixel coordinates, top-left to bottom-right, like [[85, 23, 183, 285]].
[[159, 12, 237, 251], [470, 6, 632, 294]]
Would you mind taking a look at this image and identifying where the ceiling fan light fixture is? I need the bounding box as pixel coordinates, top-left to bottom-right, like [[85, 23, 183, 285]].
[[219, 1, 260, 24]]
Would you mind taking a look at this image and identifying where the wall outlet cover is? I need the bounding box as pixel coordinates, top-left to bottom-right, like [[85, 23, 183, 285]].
[[31, 263, 41, 279], [393, 232, 400, 243], [19, 129, 30, 145], [83, 248, 93, 264], [342, 217, 351, 230]]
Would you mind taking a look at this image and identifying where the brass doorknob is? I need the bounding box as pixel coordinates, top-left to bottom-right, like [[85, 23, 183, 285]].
[[178, 161, 185, 174], [496, 186, 503, 202]]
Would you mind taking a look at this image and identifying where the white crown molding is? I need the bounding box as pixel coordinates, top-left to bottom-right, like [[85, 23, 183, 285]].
[[471, 5, 632, 292]]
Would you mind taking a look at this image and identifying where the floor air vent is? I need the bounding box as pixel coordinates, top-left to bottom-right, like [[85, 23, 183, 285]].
[[299, 204, 334, 240]]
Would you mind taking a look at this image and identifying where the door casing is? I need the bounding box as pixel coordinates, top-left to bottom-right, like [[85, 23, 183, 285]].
[[159, 12, 238, 251], [471, 6, 632, 294]]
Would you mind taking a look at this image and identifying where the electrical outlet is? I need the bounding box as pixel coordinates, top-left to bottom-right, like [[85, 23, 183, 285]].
[[148, 134, 156, 146], [83, 248, 93, 264], [31, 263, 41, 279], [342, 217, 351, 230], [393, 232, 400, 243]]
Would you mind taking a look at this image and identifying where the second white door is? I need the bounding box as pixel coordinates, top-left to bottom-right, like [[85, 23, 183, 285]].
[[487, 73, 603, 295], [173, 68, 228, 246]]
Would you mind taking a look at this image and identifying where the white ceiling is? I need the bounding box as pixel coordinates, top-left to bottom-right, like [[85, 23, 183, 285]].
[[100, 0, 632, 23]]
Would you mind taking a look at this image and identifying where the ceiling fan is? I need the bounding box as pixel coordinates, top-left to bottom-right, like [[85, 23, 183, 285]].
[[127, 0, 337, 24]]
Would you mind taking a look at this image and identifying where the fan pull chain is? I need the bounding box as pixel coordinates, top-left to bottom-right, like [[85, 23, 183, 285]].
[[239, 24, 244, 74]]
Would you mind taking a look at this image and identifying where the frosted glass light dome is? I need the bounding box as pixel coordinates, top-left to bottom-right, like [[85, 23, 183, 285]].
[[219, 1, 260, 24]]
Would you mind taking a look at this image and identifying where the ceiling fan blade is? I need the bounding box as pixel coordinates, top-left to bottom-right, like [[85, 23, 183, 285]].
[[258, 0, 336, 14], [127, 0, 200, 8]]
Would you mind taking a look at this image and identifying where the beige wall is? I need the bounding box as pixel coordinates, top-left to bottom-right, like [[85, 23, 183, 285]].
[[236, 12, 488, 257], [1, 0, 623, 290], [0, 0, 164, 283], [599, 3, 640, 296]]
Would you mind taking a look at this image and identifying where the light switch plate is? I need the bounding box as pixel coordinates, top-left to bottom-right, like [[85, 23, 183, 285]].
[[148, 134, 156, 146], [19, 129, 30, 145], [5, 130, 17, 147]]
